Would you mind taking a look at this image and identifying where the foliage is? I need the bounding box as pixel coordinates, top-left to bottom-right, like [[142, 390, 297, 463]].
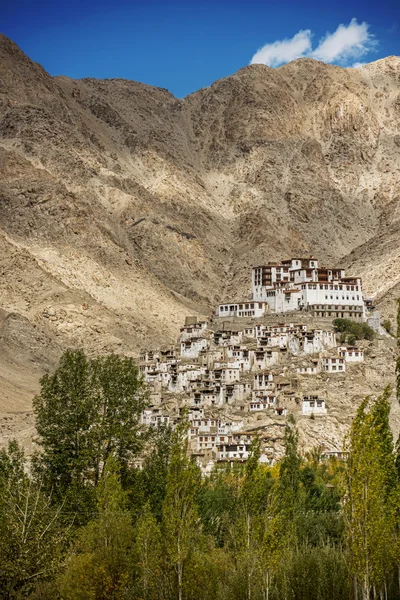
[[33, 350, 148, 517], [126, 423, 175, 520], [275, 544, 351, 600], [132, 503, 163, 600], [278, 415, 303, 535], [58, 456, 135, 600], [333, 318, 375, 342], [162, 418, 202, 600], [397, 299, 400, 403], [382, 319, 392, 334], [343, 388, 397, 599], [0, 441, 69, 599], [3, 340, 400, 599]]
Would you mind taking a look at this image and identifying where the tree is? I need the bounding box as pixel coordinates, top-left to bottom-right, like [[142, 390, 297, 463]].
[[223, 437, 281, 600], [228, 437, 264, 600], [33, 350, 148, 512], [276, 543, 350, 600], [344, 389, 396, 600], [397, 299, 400, 403], [333, 318, 375, 342], [89, 354, 148, 483], [59, 456, 135, 600], [0, 441, 69, 599], [197, 463, 240, 549], [258, 494, 285, 600], [33, 350, 94, 501], [133, 503, 163, 600], [382, 319, 392, 335], [162, 419, 202, 600], [278, 415, 303, 532], [136, 423, 174, 520]]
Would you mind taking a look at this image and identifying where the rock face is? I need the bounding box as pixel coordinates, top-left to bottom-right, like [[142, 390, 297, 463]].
[[0, 34, 399, 430]]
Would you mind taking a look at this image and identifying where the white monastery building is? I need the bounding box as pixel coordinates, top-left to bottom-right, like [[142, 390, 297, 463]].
[[217, 301, 269, 318], [251, 257, 365, 319], [302, 396, 327, 416], [338, 346, 364, 362], [321, 356, 346, 373]]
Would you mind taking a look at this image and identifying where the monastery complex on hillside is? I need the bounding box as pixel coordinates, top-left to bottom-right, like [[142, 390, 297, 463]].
[[139, 257, 377, 470]]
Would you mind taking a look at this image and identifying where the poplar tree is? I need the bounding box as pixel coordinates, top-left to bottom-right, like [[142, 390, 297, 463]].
[[162, 419, 201, 600], [259, 490, 284, 600], [397, 299, 400, 403], [230, 436, 264, 600], [344, 388, 396, 600], [134, 503, 163, 600], [59, 456, 134, 599], [0, 442, 68, 599], [278, 415, 302, 536]]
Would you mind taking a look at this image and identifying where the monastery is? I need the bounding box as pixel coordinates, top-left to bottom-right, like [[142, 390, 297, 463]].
[[139, 257, 377, 470], [219, 257, 365, 319]]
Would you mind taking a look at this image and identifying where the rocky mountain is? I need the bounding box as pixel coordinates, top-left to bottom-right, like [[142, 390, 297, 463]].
[[0, 34, 399, 443]]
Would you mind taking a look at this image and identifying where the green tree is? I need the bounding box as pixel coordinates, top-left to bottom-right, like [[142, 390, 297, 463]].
[[382, 319, 392, 335], [225, 437, 280, 600], [33, 350, 94, 502], [276, 543, 350, 600], [133, 503, 163, 600], [89, 354, 148, 483], [59, 456, 134, 600], [162, 419, 202, 600], [33, 350, 148, 513], [197, 464, 239, 548], [344, 388, 396, 600], [133, 423, 175, 520], [182, 540, 230, 600], [0, 441, 68, 599], [397, 299, 400, 403], [228, 437, 264, 600], [333, 318, 375, 342], [279, 415, 303, 534]]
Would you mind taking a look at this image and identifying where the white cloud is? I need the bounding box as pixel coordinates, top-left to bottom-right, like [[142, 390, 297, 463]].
[[311, 19, 374, 64], [250, 30, 312, 67], [250, 19, 376, 67], [350, 62, 366, 69]]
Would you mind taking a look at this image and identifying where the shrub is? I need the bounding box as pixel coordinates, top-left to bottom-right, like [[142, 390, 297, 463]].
[[347, 334, 357, 346], [333, 318, 375, 342]]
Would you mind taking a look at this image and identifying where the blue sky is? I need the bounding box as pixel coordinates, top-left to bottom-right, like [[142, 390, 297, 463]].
[[2, 0, 399, 97]]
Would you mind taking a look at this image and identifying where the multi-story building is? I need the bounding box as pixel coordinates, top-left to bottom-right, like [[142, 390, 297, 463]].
[[321, 356, 346, 373], [252, 257, 365, 319], [338, 346, 364, 362], [302, 395, 327, 416]]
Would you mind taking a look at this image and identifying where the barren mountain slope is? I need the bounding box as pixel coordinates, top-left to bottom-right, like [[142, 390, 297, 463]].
[[0, 34, 399, 428]]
